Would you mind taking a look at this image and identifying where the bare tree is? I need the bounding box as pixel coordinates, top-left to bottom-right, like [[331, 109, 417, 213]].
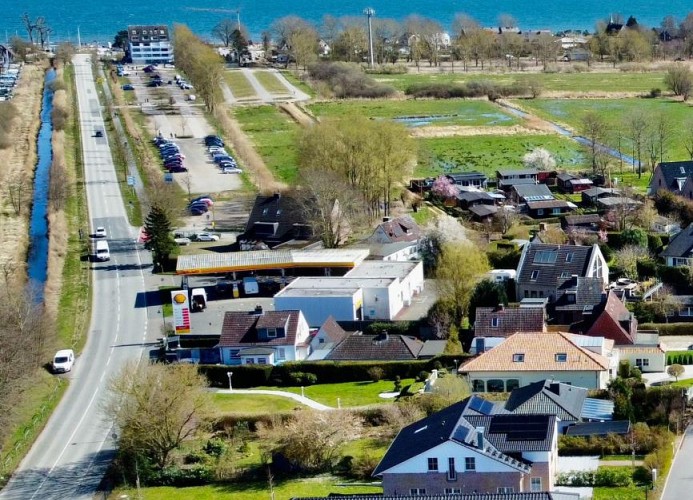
[[664, 63, 693, 100], [7, 175, 27, 215], [624, 110, 648, 178], [21, 13, 36, 45], [212, 19, 238, 47], [682, 118, 693, 160], [615, 245, 650, 279], [581, 112, 609, 175]]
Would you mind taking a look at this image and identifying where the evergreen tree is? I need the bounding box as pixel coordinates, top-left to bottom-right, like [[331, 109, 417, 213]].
[[444, 324, 463, 355], [144, 205, 176, 272], [468, 279, 509, 325]]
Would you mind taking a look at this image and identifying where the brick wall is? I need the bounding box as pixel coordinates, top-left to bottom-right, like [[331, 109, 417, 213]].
[[382, 471, 524, 496]]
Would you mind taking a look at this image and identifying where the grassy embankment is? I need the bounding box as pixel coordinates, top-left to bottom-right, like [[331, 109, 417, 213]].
[[223, 70, 257, 100], [254, 71, 290, 95]]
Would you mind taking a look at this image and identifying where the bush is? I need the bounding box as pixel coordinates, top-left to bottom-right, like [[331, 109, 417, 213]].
[[367, 366, 385, 382], [0, 102, 18, 149], [308, 62, 395, 98], [649, 88, 662, 98], [642, 323, 693, 336], [366, 64, 407, 75], [557, 468, 632, 487], [147, 465, 215, 487], [416, 370, 430, 382]]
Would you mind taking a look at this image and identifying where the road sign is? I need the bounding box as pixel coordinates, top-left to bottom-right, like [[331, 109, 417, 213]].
[[164, 172, 173, 183], [127, 175, 135, 186]]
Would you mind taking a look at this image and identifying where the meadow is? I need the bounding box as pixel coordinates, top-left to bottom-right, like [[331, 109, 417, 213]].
[[417, 134, 586, 177], [373, 71, 667, 93], [308, 99, 520, 127]]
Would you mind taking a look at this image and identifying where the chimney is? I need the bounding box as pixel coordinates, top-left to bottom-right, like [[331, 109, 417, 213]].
[[252, 304, 264, 316], [496, 303, 504, 311], [475, 427, 485, 449], [382, 216, 392, 223], [274, 192, 281, 200]]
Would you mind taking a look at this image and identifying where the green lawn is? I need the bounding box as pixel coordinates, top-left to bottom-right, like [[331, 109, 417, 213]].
[[211, 393, 303, 414], [224, 71, 256, 99], [373, 71, 667, 93], [255, 379, 412, 408], [417, 134, 586, 178], [280, 70, 315, 97], [514, 98, 693, 160], [255, 71, 290, 95], [232, 105, 300, 184], [111, 478, 382, 500], [593, 487, 651, 500], [308, 99, 519, 127]]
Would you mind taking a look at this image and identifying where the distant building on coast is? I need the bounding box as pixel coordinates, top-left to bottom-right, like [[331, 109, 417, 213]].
[[126, 25, 173, 65]]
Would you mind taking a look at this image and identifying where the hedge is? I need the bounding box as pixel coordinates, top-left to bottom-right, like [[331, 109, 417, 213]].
[[666, 351, 693, 365], [199, 355, 469, 388], [640, 323, 693, 336]]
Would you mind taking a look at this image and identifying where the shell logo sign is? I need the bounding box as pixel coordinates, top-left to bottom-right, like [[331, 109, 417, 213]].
[[170, 290, 191, 334]]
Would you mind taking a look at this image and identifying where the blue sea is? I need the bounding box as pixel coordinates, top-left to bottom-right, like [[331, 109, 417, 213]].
[[1, 0, 692, 45]]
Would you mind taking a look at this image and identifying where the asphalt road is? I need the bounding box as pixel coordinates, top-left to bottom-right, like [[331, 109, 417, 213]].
[[0, 54, 151, 499], [661, 424, 693, 500]]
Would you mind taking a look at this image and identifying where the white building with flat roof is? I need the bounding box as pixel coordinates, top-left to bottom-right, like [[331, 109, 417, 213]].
[[127, 25, 173, 64]]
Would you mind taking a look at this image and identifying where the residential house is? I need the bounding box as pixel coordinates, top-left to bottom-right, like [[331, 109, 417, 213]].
[[497, 169, 539, 190], [574, 291, 636, 344], [237, 193, 311, 250], [557, 173, 593, 193], [596, 196, 641, 211], [306, 316, 350, 360], [0, 45, 13, 74], [527, 200, 575, 219], [325, 332, 427, 361], [552, 276, 605, 324], [369, 215, 422, 244], [446, 171, 488, 189], [126, 25, 173, 64], [459, 332, 613, 392], [294, 493, 580, 500], [564, 421, 631, 437], [660, 224, 693, 267], [472, 305, 546, 355], [515, 243, 608, 303], [581, 187, 620, 206], [373, 398, 558, 496], [355, 241, 420, 262], [668, 295, 693, 322], [562, 214, 602, 235], [651, 215, 681, 236], [217, 308, 310, 365], [648, 160, 693, 196], [469, 204, 499, 223], [457, 190, 496, 210], [511, 184, 554, 205]]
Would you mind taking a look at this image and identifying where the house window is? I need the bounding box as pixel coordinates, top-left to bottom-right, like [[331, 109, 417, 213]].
[[230, 349, 240, 359], [560, 271, 571, 278], [410, 489, 426, 496], [465, 457, 476, 471], [524, 290, 529, 298], [635, 358, 649, 367], [472, 380, 485, 392], [318, 338, 325, 343], [566, 293, 576, 304], [537, 209, 544, 216], [277, 348, 286, 360], [531, 477, 542, 492], [506, 379, 520, 391], [491, 317, 499, 328], [448, 457, 456, 480], [555, 353, 567, 362], [513, 353, 525, 362], [552, 208, 561, 215], [267, 328, 277, 338], [487, 379, 504, 392], [427, 457, 438, 471], [566, 253, 574, 263], [258, 358, 267, 365], [445, 488, 462, 494], [245, 358, 255, 364], [531, 270, 539, 280], [498, 487, 515, 493]]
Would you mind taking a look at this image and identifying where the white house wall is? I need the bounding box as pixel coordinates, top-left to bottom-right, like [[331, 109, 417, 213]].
[[465, 370, 606, 390], [274, 292, 361, 327], [619, 351, 666, 373]]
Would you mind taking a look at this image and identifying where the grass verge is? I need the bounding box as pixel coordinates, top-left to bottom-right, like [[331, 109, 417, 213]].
[[254, 379, 412, 407], [254, 71, 290, 95], [280, 70, 315, 97], [211, 393, 303, 414]]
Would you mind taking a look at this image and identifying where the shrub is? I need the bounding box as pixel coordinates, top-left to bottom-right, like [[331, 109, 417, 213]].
[[365, 64, 408, 74], [203, 438, 228, 458], [416, 370, 430, 382], [642, 323, 693, 336], [367, 366, 385, 382], [649, 88, 662, 98], [308, 62, 395, 98]]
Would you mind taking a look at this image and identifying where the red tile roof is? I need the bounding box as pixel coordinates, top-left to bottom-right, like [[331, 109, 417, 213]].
[[475, 306, 545, 337], [218, 310, 301, 347], [375, 216, 421, 243], [585, 292, 635, 345]]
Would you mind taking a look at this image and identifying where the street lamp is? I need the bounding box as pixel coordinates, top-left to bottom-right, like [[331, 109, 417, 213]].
[[453, 359, 459, 375], [227, 371, 233, 391], [364, 7, 375, 68]]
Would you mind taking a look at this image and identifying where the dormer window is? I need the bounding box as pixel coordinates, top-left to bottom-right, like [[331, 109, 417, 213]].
[[531, 270, 539, 280], [491, 317, 499, 328], [262, 208, 269, 215], [267, 328, 277, 338], [555, 353, 567, 362], [513, 353, 525, 362], [566, 253, 574, 263], [560, 271, 571, 278]]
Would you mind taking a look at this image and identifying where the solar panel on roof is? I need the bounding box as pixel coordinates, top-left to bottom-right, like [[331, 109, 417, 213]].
[[533, 250, 558, 264], [489, 415, 549, 441]]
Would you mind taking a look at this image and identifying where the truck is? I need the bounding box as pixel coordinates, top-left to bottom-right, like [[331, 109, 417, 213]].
[[190, 288, 207, 312], [94, 240, 110, 261], [242, 277, 259, 295]]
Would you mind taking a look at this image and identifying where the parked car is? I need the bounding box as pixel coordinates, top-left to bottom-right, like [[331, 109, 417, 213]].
[[122, 84, 134, 91], [147, 81, 162, 87], [222, 167, 243, 174], [190, 195, 212, 204], [192, 233, 220, 242], [94, 227, 107, 238], [168, 166, 188, 173], [52, 349, 75, 373], [143, 65, 156, 73], [174, 237, 191, 246], [190, 206, 208, 215], [204, 135, 224, 146], [94, 130, 103, 137], [190, 197, 213, 206]]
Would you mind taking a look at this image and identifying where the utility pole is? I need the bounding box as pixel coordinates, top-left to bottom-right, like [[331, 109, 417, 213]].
[[236, 9, 241, 32], [364, 7, 375, 68]]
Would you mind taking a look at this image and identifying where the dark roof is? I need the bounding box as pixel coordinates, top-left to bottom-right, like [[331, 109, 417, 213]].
[[582, 187, 620, 198], [474, 306, 544, 337], [241, 194, 310, 246], [373, 399, 531, 476], [326, 333, 423, 361], [499, 178, 539, 188], [497, 169, 539, 177], [661, 223, 693, 258], [563, 214, 601, 226], [513, 184, 554, 202], [557, 173, 575, 182], [654, 161, 693, 192], [374, 216, 421, 243], [461, 394, 505, 416], [469, 205, 498, 218], [218, 310, 301, 347], [554, 277, 604, 311], [418, 340, 447, 358], [292, 493, 578, 500], [457, 190, 494, 203], [447, 171, 488, 183], [292, 494, 578, 500], [517, 243, 596, 288], [526, 200, 572, 210], [463, 414, 557, 452], [504, 380, 587, 422], [127, 25, 170, 41], [565, 420, 631, 436]]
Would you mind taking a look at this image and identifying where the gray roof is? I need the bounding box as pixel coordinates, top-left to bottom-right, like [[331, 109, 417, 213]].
[[554, 276, 604, 311], [582, 187, 620, 198], [596, 197, 641, 208], [517, 243, 596, 288], [654, 161, 693, 191], [418, 340, 447, 358], [513, 184, 554, 202], [504, 380, 587, 422], [447, 171, 488, 183], [565, 420, 630, 436], [497, 168, 539, 177], [661, 224, 693, 258], [581, 397, 615, 421], [563, 214, 601, 226], [469, 205, 498, 218], [292, 493, 579, 500], [557, 173, 575, 182], [457, 190, 495, 203]]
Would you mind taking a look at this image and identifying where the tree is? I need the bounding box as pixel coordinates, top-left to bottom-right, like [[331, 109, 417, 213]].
[[435, 243, 489, 326], [682, 118, 693, 159], [212, 19, 240, 48], [644, 285, 679, 323], [523, 147, 556, 171], [581, 112, 609, 175], [257, 409, 362, 472], [621, 228, 648, 247], [290, 27, 319, 70], [21, 13, 36, 45], [667, 364, 685, 381], [9, 37, 31, 63], [444, 324, 463, 354], [468, 279, 508, 324], [107, 362, 210, 472], [614, 245, 649, 279], [664, 63, 693, 100], [624, 109, 648, 178], [144, 205, 176, 272], [431, 175, 457, 200]]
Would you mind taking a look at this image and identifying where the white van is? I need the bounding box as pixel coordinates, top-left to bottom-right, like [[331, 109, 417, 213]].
[[52, 349, 75, 373], [95, 240, 110, 261]]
